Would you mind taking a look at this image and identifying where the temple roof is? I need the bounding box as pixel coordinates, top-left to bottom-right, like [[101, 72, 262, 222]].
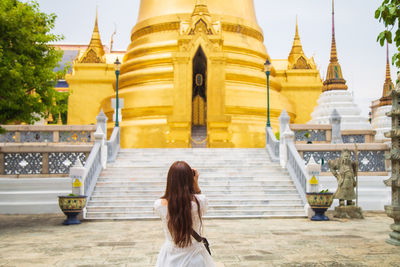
[[322, 0, 348, 92], [379, 43, 394, 106], [79, 10, 106, 63], [287, 18, 316, 70]]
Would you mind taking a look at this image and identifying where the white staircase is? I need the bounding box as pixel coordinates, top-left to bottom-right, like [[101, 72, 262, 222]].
[[86, 148, 306, 219], [0, 178, 70, 214]]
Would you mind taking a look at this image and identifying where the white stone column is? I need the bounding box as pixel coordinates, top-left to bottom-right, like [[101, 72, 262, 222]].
[[96, 109, 108, 137], [94, 127, 107, 170], [280, 124, 294, 168], [330, 109, 343, 144], [279, 110, 292, 168]]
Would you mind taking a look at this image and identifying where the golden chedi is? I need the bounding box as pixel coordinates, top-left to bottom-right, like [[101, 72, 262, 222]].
[[101, 0, 296, 148], [66, 12, 116, 125]]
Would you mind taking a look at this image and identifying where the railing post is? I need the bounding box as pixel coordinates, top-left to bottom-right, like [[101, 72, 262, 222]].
[[69, 159, 85, 196], [280, 125, 294, 168], [94, 126, 107, 169], [305, 156, 321, 218], [330, 109, 343, 144], [279, 110, 293, 168], [96, 109, 108, 138]]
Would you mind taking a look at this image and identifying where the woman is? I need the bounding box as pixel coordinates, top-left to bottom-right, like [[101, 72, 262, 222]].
[[154, 161, 215, 267]]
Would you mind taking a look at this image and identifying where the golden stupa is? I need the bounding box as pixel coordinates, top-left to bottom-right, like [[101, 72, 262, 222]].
[[66, 0, 323, 148]]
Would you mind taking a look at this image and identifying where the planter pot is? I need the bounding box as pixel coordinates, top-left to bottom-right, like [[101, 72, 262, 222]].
[[306, 192, 334, 221], [58, 195, 87, 225]]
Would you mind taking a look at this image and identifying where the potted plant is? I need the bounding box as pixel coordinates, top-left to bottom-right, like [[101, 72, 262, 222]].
[[58, 194, 87, 225], [306, 189, 334, 221]]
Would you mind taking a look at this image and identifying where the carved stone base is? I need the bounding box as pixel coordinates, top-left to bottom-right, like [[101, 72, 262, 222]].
[[333, 206, 364, 219], [385, 205, 400, 246]]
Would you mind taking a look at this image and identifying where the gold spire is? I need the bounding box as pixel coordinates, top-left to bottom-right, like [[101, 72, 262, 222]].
[[192, 0, 209, 16], [288, 17, 311, 69], [379, 42, 394, 106], [322, 0, 348, 92], [79, 9, 106, 63]]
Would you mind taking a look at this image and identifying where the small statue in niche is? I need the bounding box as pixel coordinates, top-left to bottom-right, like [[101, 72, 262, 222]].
[[328, 149, 357, 206]]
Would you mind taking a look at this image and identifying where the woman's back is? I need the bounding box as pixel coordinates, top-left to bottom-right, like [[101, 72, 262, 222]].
[[154, 161, 215, 267], [154, 194, 208, 242]]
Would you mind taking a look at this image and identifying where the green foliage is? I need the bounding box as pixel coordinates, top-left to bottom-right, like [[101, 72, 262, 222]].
[[304, 131, 311, 139], [375, 0, 400, 68], [0, 0, 66, 126]]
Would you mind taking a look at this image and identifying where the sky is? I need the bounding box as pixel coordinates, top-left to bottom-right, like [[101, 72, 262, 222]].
[[34, 0, 398, 118]]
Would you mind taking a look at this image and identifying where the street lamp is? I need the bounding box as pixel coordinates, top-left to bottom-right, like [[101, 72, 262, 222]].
[[114, 58, 121, 127], [264, 58, 272, 127]]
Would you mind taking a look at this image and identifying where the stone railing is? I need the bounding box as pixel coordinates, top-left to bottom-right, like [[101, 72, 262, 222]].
[[286, 139, 307, 204], [107, 127, 120, 163], [265, 126, 279, 161], [82, 142, 103, 199], [296, 143, 390, 175], [290, 124, 376, 144], [0, 125, 97, 143], [0, 144, 92, 176], [69, 112, 121, 218], [291, 124, 331, 143]]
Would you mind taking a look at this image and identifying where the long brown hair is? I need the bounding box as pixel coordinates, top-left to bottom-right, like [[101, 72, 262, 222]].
[[162, 161, 201, 248]]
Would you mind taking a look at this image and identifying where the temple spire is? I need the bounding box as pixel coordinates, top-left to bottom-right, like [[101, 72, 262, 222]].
[[289, 17, 305, 57], [379, 42, 394, 106], [192, 0, 209, 16], [322, 0, 348, 92], [79, 8, 105, 63]]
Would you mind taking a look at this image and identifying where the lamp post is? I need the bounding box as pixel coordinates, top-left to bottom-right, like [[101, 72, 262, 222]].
[[264, 58, 272, 127], [114, 58, 121, 127]]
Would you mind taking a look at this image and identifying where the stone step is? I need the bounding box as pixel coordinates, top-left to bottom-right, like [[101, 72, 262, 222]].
[[90, 193, 302, 200], [94, 180, 294, 187], [85, 209, 306, 220], [92, 185, 297, 192], [99, 169, 288, 177], [0, 178, 70, 192], [86, 148, 305, 219], [91, 188, 299, 195], [0, 202, 62, 214], [0, 191, 70, 202], [96, 177, 293, 182], [87, 199, 303, 206], [86, 204, 304, 213]]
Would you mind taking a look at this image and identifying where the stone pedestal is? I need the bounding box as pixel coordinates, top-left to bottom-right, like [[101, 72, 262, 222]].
[[333, 206, 364, 219], [385, 205, 400, 246]]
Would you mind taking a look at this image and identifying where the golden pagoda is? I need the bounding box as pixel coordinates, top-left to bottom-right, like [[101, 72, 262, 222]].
[[379, 43, 394, 107], [66, 0, 324, 148], [322, 0, 347, 92], [273, 18, 323, 124], [66, 10, 116, 125], [98, 0, 301, 148]]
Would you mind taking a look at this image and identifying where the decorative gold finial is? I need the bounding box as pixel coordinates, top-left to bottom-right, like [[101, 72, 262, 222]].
[[379, 42, 394, 106], [192, 0, 209, 16], [79, 9, 106, 63], [288, 17, 311, 69], [322, 0, 348, 92], [57, 113, 63, 125]]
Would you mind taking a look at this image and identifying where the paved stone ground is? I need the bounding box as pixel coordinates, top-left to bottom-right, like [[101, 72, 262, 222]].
[[0, 212, 399, 267]]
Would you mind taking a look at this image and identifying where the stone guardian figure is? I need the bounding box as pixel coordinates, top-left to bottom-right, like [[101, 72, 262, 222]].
[[328, 149, 363, 218]]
